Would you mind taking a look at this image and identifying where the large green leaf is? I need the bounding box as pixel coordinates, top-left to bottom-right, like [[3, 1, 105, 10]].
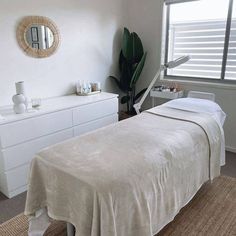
[[109, 27, 146, 112], [132, 32, 144, 63], [120, 60, 132, 91], [122, 28, 133, 61], [121, 95, 130, 104], [134, 88, 147, 102], [119, 51, 125, 72], [130, 52, 147, 87], [123, 32, 144, 64]]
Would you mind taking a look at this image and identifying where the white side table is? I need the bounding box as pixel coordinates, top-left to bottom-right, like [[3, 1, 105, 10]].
[[150, 89, 184, 107]]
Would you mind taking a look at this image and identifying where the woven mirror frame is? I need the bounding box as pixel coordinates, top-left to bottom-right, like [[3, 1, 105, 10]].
[[16, 16, 60, 58]]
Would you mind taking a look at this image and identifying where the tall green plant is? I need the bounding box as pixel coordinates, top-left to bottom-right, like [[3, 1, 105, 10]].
[[109, 27, 147, 114]]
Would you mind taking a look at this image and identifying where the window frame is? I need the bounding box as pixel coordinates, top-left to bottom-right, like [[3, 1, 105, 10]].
[[164, 0, 235, 83]]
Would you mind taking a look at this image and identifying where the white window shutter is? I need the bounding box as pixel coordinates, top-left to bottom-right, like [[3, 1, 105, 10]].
[[167, 20, 236, 79]]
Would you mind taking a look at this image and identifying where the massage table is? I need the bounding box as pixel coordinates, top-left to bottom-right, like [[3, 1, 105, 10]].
[[25, 91, 226, 236]]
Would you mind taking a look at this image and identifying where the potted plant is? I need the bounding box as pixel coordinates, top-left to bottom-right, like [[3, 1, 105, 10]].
[[109, 28, 147, 115]]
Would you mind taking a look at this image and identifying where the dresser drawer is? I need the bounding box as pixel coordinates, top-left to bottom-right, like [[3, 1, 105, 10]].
[[74, 114, 118, 136], [0, 110, 73, 148], [0, 128, 73, 172], [73, 98, 118, 125], [2, 163, 30, 193]]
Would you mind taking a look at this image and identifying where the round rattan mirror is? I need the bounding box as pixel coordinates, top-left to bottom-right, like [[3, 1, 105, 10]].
[[16, 16, 60, 58]]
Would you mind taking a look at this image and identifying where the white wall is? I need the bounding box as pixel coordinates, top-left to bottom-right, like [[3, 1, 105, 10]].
[[127, 0, 236, 152], [1, 0, 236, 151], [126, 0, 164, 109], [0, 0, 126, 106]]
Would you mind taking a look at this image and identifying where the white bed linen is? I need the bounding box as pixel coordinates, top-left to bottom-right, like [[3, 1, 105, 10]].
[[25, 107, 223, 236], [162, 98, 226, 165], [162, 98, 226, 126]]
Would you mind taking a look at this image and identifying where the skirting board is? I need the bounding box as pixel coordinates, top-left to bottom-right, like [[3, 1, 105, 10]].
[[226, 146, 236, 154]]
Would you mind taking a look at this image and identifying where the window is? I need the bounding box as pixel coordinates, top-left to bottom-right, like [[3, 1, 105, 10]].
[[165, 0, 236, 81]]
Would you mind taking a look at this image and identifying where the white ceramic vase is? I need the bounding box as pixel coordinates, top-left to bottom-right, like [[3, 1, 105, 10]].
[[12, 94, 26, 114], [15, 81, 25, 95], [13, 103, 26, 114], [15, 81, 29, 109]]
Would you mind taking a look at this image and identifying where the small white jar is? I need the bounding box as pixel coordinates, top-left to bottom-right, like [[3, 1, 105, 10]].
[[12, 94, 26, 114], [13, 103, 26, 114], [12, 94, 26, 104]]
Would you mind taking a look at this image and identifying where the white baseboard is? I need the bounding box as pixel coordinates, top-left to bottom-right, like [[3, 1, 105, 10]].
[[226, 146, 236, 153]]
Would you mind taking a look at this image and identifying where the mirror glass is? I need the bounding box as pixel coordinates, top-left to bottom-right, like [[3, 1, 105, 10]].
[[25, 25, 54, 50], [17, 16, 60, 58]]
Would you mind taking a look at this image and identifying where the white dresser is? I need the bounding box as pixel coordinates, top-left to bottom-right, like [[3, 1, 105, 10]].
[[0, 93, 118, 198]]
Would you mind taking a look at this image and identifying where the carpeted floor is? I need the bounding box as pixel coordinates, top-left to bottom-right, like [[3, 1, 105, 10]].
[[0, 215, 67, 236], [0, 176, 235, 236]]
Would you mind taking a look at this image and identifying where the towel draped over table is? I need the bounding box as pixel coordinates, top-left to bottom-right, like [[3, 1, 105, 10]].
[[25, 107, 223, 236]]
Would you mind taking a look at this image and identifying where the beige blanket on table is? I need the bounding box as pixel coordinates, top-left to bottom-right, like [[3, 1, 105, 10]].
[[25, 107, 222, 236]]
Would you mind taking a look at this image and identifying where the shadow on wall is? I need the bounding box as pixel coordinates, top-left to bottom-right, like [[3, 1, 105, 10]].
[[106, 28, 123, 94]]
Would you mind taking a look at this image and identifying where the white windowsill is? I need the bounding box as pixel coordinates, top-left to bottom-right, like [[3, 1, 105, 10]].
[[162, 76, 236, 91]]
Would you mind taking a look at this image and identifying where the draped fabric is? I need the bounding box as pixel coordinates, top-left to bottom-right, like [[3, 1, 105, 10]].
[[25, 107, 222, 236]]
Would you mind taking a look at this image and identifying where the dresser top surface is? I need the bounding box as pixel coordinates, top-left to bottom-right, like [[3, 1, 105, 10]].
[[0, 92, 118, 125]]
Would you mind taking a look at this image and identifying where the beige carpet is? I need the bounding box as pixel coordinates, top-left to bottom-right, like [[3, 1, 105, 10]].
[[0, 176, 235, 236]]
